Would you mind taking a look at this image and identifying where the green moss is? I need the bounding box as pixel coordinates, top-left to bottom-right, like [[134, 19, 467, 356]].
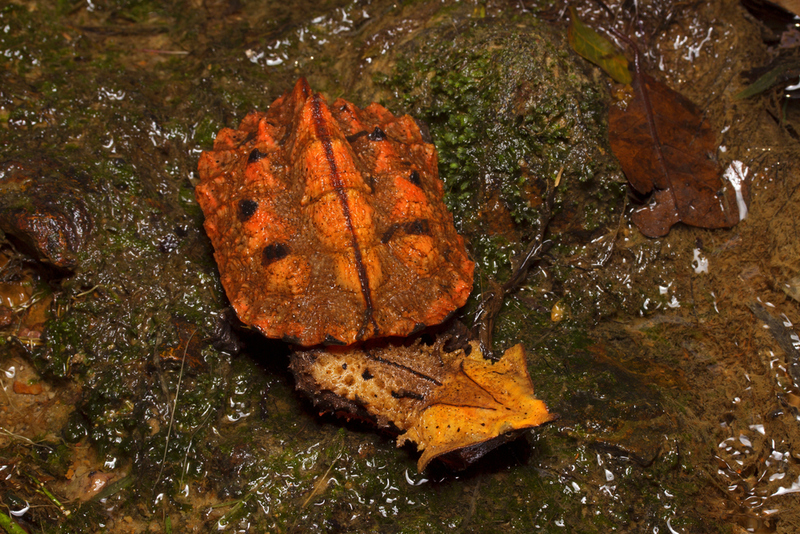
[[63, 412, 90, 443], [377, 16, 625, 321], [193, 115, 224, 151], [42, 442, 73, 477]]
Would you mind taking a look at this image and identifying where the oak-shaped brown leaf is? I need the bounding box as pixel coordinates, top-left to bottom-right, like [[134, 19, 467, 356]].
[[290, 340, 554, 471], [609, 74, 747, 237]]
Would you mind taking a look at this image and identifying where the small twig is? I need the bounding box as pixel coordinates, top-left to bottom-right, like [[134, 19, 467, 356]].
[[0, 427, 54, 450], [285, 437, 346, 531], [9, 292, 45, 313], [0, 377, 15, 410], [474, 176, 557, 359], [138, 49, 189, 55], [0, 509, 28, 534], [456, 479, 481, 533], [301, 451, 342, 508], [214, 478, 269, 528], [153, 328, 197, 493], [209, 499, 244, 510], [72, 285, 101, 299], [179, 406, 214, 486], [28, 474, 70, 517], [9, 335, 43, 348]]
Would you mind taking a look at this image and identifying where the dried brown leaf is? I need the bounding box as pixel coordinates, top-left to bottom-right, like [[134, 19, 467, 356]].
[[609, 73, 747, 237]]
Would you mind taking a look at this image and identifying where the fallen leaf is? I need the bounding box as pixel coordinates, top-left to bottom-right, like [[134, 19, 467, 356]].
[[567, 7, 632, 84], [290, 340, 554, 471], [609, 71, 748, 236], [772, 0, 800, 16]]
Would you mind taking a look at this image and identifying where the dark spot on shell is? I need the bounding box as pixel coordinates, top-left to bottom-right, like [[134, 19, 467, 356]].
[[368, 127, 386, 141], [408, 170, 421, 186], [362, 369, 373, 380], [324, 334, 347, 346], [248, 148, 268, 163], [262, 243, 289, 267], [380, 219, 431, 243], [405, 219, 430, 236], [380, 226, 397, 244], [391, 389, 425, 401], [238, 199, 258, 222], [345, 131, 369, 143]]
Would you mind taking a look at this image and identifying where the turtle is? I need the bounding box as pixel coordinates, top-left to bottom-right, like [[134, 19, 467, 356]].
[[196, 78, 553, 470]]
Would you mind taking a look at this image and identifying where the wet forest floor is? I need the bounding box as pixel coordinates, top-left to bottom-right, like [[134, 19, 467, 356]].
[[2, 0, 800, 532]]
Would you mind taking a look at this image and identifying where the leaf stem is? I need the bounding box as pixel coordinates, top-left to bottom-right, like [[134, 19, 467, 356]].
[[0, 510, 28, 534], [474, 177, 556, 359], [607, 29, 674, 197]]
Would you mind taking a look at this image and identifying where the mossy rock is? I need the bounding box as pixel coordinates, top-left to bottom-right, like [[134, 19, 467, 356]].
[[373, 13, 626, 284]]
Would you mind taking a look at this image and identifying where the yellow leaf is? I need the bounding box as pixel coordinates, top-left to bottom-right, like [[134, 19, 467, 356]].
[[405, 342, 554, 470]]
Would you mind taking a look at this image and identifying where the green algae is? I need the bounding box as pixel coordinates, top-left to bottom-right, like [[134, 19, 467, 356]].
[[377, 18, 624, 228]]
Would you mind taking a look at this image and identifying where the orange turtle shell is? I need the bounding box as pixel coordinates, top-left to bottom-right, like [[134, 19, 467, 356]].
[[196, 78, 474, 346]]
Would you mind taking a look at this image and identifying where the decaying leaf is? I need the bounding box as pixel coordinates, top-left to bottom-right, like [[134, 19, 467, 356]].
[[13, 381, 43, 395], [770, 0, 800, 17], [567, 7, 632, 85], [734, 59, 800, 99], [735, 67, 781, 101], [609, 72, 748, 237], [290, 340, 554, 471]]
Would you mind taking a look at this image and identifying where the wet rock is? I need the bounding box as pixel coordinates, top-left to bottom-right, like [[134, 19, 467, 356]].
[[373, 15, 625, 243], [0, 160, 93, 270]]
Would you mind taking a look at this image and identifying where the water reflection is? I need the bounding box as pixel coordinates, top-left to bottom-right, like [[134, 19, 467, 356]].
[[9, 501, 29, 517], [3, 365, 15, 379], [404, 468, 428, 486], [97, 87, 126, 101], [714, 378, 800, 531], [245, 2, 369, 68]]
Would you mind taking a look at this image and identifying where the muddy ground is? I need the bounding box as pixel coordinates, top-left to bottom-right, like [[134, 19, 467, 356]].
[[2, 0, 800, 532]]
